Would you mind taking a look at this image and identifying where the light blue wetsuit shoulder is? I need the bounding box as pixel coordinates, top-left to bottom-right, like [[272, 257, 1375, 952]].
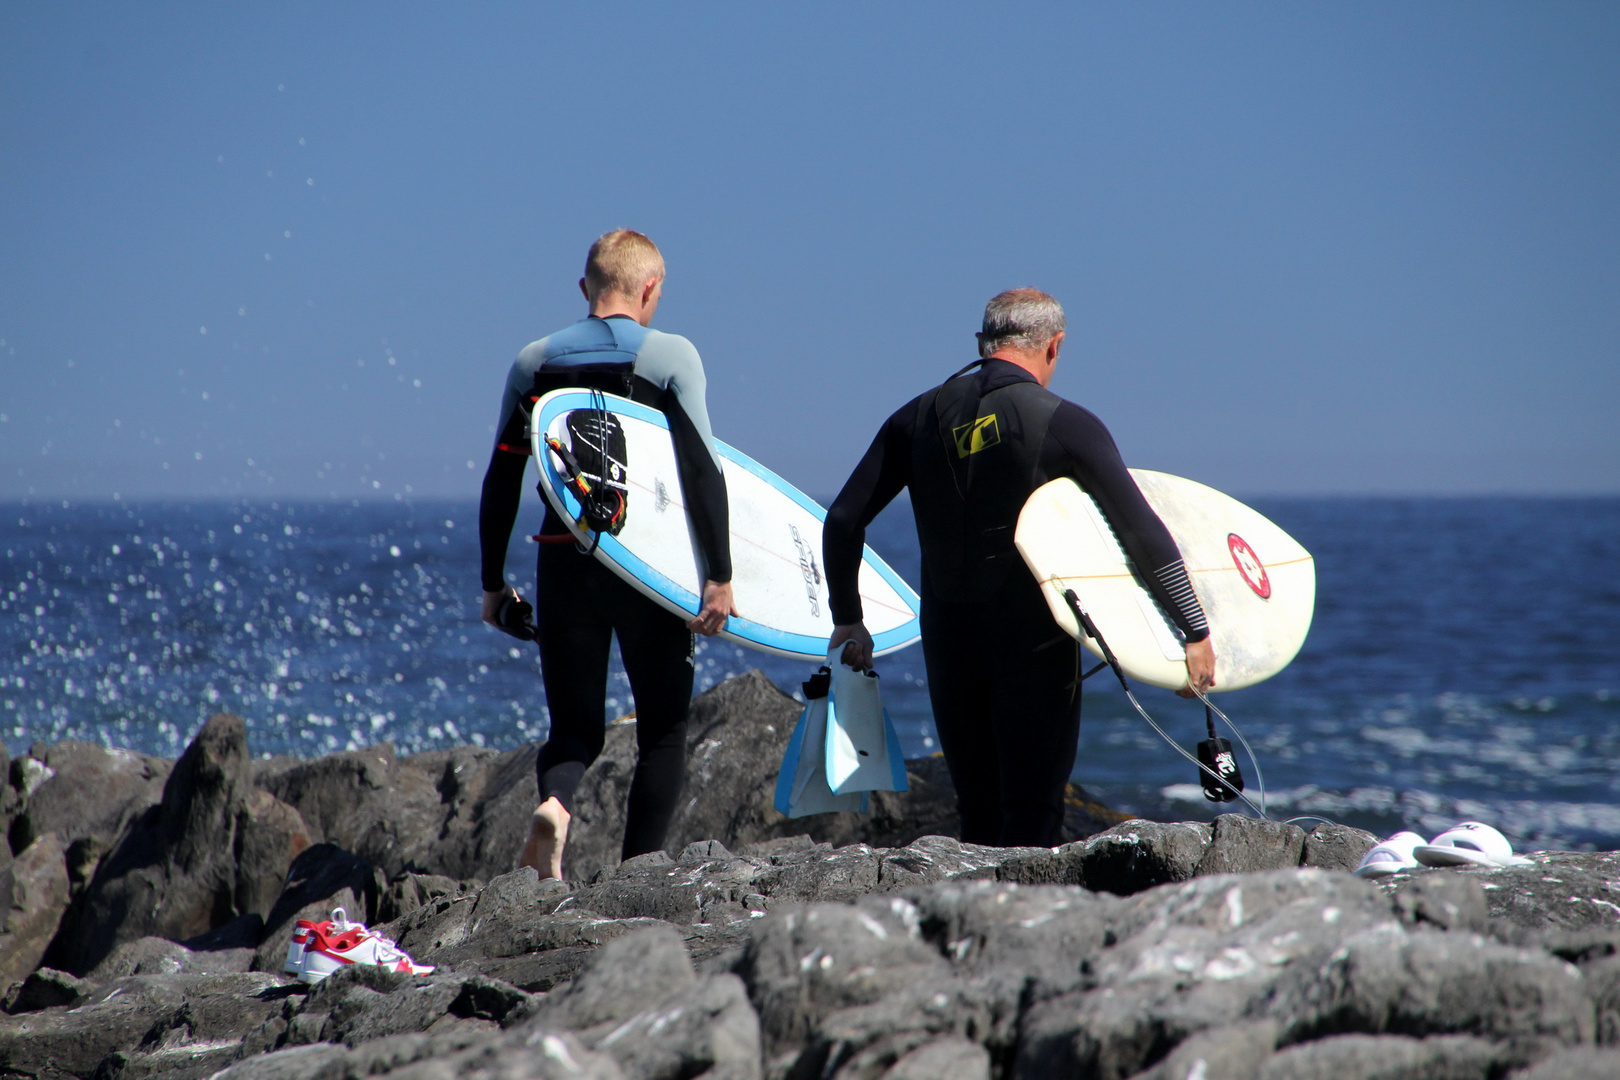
[[633, 329, 717, 465], [488, 314, 732, 582], [495, 317, 719, 469]]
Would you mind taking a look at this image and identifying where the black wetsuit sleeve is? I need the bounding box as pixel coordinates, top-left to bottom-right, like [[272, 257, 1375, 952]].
[[479, 444, 528, 593], [1044, 401, 1210, 642], [479, 354, 542, 594], [663, 391, 731, 583], [824, 398, 921, 625]]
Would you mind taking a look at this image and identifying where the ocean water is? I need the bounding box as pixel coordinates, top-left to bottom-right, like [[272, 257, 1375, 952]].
[[4, 496, 1618, 850]]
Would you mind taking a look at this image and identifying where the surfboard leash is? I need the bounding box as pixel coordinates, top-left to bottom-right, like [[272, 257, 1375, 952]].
[[1060, 589, 1348, 833], [1188, 689, 1350, 831], [536, 432, 624, 556], [1061, 588, 1272, 821]]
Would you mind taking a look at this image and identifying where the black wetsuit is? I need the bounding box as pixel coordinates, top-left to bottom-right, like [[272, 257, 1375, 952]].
[[479, 314, 730, 860], [823, 359, 1208, 847]]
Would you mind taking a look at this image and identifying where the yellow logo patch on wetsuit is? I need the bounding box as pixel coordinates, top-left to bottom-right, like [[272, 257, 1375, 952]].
[[953, 414, 1001, 458]]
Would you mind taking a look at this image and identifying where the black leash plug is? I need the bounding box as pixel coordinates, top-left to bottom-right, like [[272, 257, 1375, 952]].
[[1197, 701, 1244, 802], [495, 594, 537, 642]]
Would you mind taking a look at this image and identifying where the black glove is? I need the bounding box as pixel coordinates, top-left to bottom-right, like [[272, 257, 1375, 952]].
[[495, 594, 537, 641]]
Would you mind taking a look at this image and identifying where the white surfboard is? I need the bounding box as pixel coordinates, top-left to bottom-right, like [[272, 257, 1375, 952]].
[[1015, 471, 1314, 691], [531, 389, 921, 660]]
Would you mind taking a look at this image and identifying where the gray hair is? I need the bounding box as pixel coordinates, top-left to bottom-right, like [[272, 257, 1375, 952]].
[[976, 288, 1066, 358]]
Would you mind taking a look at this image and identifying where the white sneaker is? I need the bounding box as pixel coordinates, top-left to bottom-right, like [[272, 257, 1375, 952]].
[[1414, 822, 1532, 869], [1352, 831, 1428, 878], [298, 907, 435, 984]]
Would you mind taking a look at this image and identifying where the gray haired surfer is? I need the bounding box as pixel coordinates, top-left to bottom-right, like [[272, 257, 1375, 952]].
[[478, 229, 736, 880], [823, 288, 1215, 847]]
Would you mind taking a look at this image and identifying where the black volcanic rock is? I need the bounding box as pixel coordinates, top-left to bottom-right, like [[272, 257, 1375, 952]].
[[216, 1028, 625, 1080], [7, 742, 170, 877], [1301, 820, 1381, 872], [0, 746, 17, 872], [6, 673, 1620, 1079], [740, 894, 948, 1061], [238, 787, 315, 913], [1515, 1046, 1620, 1078], [1389, 870, 1493, 933], [262, 963, 532, 1052], [47, 714, 308, 975], [0, 971, 287, 1079], [883, 1037, 992, 1080], [1073, 818, 1212, 894], [254, 742, 451, 880], [419, 742, 546, 882], [559, 670, 1123, 884], [88, 935, 258, 980], [526, 923, 696, 1033], [0, 833, 70, 988], [0, 839, 1619, 1078], [0, 966, 92, 1014], [1257, 1033, 1505, 1080], [1195, 812, 1307, 875], [377, 871, 479, 925], [559, 671, 800, 883], [251, 843, 385, 974], [1127, 1020, 1281, 1080], [514, 922, 762, 1079], [255, 740, 544, 885]]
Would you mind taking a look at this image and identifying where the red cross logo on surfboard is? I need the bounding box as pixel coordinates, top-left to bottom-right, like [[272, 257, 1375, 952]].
[[1228, 534, 1271, 599]]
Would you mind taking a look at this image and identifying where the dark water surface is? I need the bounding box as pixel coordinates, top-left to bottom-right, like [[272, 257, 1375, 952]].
[[4, 496, 1617, 849]]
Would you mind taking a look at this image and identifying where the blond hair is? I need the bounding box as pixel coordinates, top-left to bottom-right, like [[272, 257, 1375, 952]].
[[583, 229, 665, 300]]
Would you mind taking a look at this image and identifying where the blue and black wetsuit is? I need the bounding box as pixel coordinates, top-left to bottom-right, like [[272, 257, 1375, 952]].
[[478, 314, 730, 860], [823, 358, 1208, 847]]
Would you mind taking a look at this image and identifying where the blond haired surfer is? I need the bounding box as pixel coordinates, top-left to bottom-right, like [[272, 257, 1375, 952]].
[[479, 230, 735, 880]]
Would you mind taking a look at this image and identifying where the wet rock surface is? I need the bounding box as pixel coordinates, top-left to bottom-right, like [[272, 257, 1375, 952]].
[[561, 671, 1129, 884], [0, 833, 70, 988], [0, 673, 1618, 1077], [7, 741, 170, 875], [46, 713, 301, 975]]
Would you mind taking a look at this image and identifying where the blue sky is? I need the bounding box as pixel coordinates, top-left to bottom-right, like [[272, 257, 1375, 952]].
[[2, 3, 1616, 500]]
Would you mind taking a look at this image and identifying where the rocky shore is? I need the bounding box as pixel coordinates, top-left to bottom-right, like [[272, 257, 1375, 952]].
[[0, 670, 1618, 1078]]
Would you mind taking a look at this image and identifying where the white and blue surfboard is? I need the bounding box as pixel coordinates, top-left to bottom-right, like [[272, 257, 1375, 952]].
[[531, 389, 921, 660]]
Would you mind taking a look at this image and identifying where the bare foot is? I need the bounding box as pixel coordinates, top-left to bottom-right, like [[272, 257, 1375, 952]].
[[519, 797, 570, 881]]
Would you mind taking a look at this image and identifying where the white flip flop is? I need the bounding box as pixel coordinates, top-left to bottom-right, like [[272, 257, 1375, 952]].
[[1352, 831, 1428, 878], [1413, 822, 1533, 869]]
